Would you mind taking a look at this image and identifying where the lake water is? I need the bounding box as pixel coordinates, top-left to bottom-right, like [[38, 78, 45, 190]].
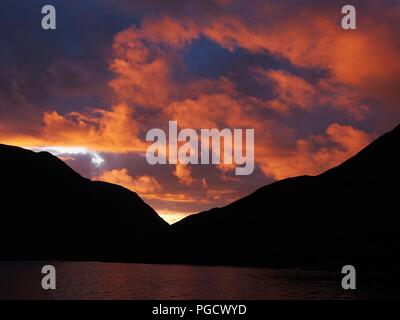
[[0, 262, 395, 300]]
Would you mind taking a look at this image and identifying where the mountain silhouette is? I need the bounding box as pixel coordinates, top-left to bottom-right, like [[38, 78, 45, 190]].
[[1, 123, 400, 271], [171, 123, 400, 270], [0, 144, 169, 261]]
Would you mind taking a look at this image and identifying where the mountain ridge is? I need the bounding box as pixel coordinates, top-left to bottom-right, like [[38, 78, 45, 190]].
[[0, 143, 169, 261], [1, 122, 399, 270], [170, 123, 400, 269]]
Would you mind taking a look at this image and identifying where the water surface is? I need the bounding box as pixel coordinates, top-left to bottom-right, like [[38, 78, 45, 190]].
[[0, 262, 394, 300]]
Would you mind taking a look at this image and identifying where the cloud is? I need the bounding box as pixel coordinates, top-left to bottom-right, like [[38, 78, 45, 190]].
[[106, 6, 399, 130], [258, 69, 317, 113], [256, 69, 369, 119], [1, 104, 146, 153], [257, 123, 374, 180], [198, 2, 400, 106], [94, 168, 162, 194], [173, 163, 194, 185], [30, 146, 104, 166], [109, 17, 199, 109]]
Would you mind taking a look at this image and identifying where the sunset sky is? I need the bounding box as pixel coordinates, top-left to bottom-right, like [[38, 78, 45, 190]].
[[1, 0, 399, 223]]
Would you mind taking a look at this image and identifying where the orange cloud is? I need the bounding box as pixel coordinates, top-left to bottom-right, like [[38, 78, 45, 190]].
[[200, 8, 400, 106], [260, 69, 317, 113], [94, 168, 162, 194], [105, 18, 378, 184], [174, 163, 194, 185], [1, 104, 146, 153], [166, 89, 260, 129], [257, 123, 374, 180], [256, 69, 369, 119], [108, 11, 399, 125], [94, 168, 208, 205], [109, 17, 198, 109]]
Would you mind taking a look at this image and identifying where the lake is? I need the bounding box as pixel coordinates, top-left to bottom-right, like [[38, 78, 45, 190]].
[[0, 262, 395, 300]]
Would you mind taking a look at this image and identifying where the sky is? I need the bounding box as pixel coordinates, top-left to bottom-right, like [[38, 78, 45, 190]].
[[0, 0, 399, 223]]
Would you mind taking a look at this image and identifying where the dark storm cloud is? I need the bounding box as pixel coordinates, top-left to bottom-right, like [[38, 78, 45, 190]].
[[0, 0, 132, 131]]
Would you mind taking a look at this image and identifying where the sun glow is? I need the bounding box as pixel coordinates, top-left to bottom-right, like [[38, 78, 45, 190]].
[[29, 146, 105, 166], [156, 210, 194, 224]]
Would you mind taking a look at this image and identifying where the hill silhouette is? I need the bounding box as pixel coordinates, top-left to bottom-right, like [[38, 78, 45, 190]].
[[0, 144, 169, 261], [1, 123, 400, 271], [171, 123, 400, 270]]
